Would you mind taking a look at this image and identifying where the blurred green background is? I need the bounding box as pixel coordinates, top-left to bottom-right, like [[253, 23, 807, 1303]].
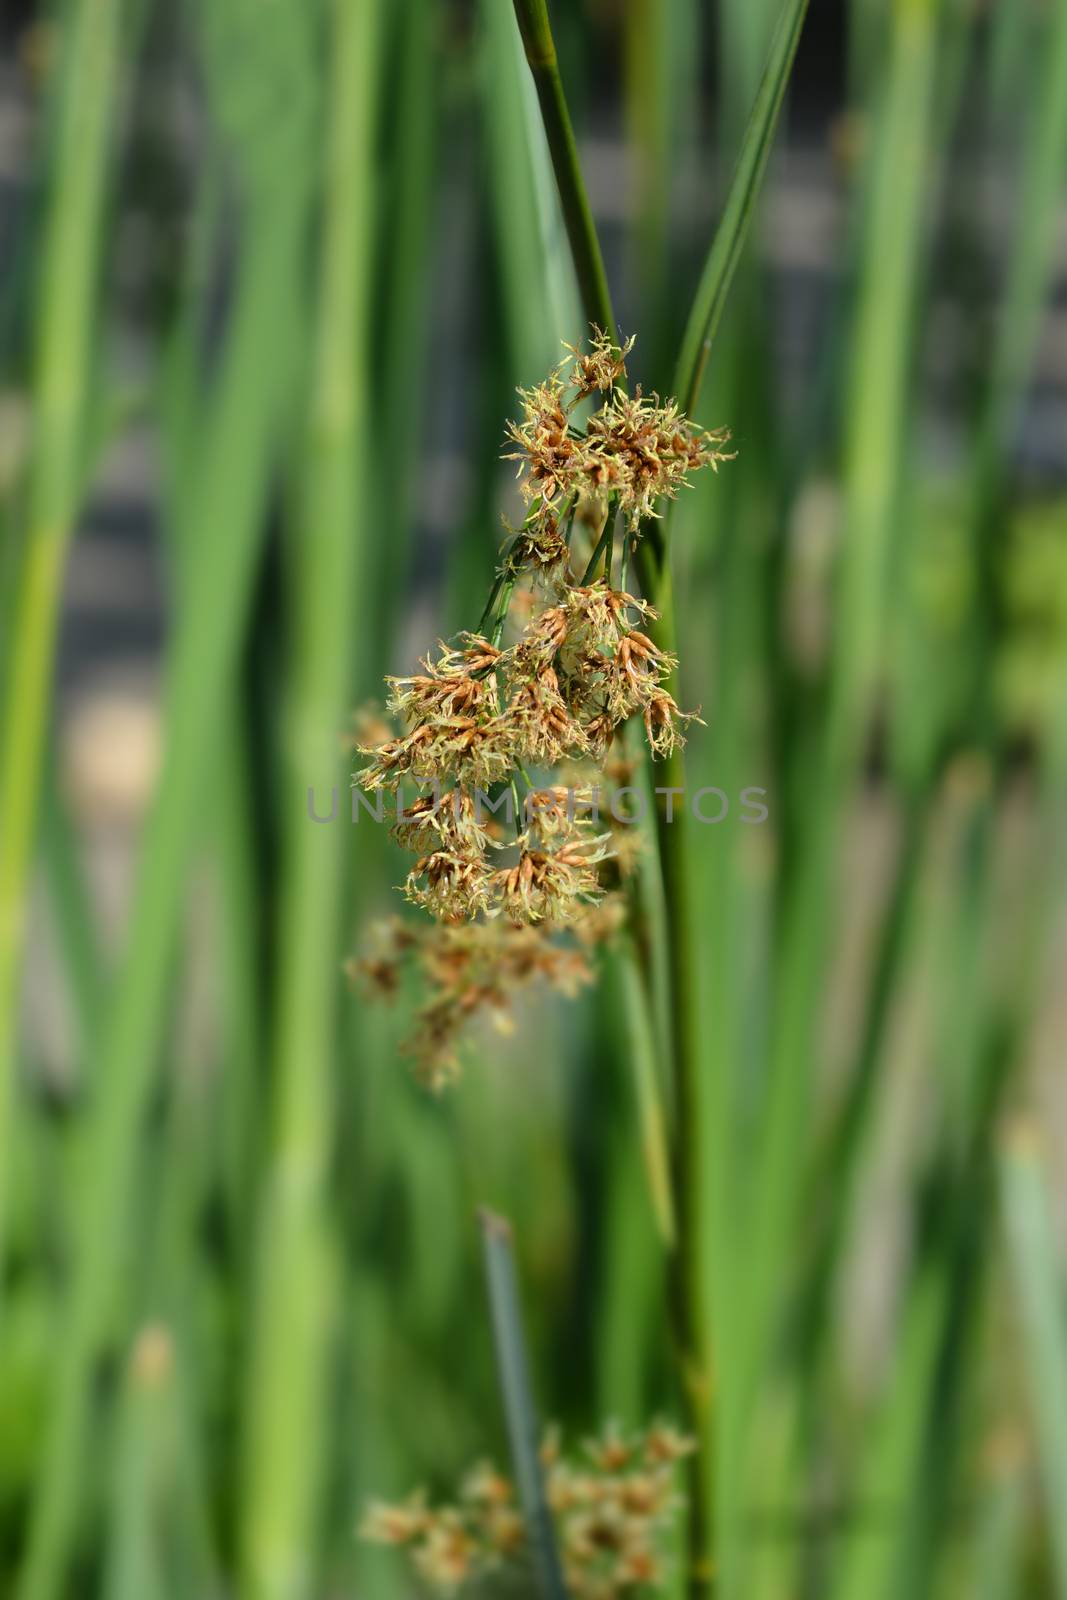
[[2, 0, 1067, 1596]]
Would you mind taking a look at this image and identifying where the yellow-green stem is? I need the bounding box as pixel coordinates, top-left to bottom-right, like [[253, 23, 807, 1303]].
[[0, 0, 124, 1284]]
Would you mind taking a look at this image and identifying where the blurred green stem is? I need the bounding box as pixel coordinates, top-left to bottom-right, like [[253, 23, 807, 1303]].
[[239, 2, 382, 1594], [1001, 1133, 1067, 1592], [744, 0, 940, 1405], [0, 0, 123, 1285], [618, 940, 676, 1246], [480, 1213, 568, 1600]]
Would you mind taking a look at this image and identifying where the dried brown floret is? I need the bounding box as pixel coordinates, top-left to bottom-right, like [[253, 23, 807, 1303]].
[[642, 690, 702, 760], [491, 831, 613, 925], [391, 789, 495, 857], [563, 327, 636, 398], [507, 665, 590, 765], [505, 336, 731, 538], [358, 714, 517, 793], [583, 389, 734, 530], [385, 636, 503, 724], [405, 849, 495, 920]]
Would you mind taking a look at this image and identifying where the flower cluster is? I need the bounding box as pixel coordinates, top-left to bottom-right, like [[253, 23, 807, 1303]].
[[349, 909, 622, 1091], [352, 333, 730, 1072], [505, 328, 732, 531], [356, 583, 693, 925], [361, 1421, 695, 1598]]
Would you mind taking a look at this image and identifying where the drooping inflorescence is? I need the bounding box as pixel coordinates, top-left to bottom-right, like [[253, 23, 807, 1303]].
[[351, 332, 732, 1082]]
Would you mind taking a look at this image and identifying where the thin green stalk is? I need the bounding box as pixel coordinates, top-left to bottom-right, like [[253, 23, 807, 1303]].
[[480, 1212, 568, 1600], [479, 534, 525, 635], [969, 1450, 1027, 1600], [618, 940, 676, 1246], [213, 729, 264, 1252], [492, 572, 522, 649], [370, 0, 439, 667], [827, 1248, 952, 1600], [481, 0, 580, 377], [103, 1326, 218, 1600], [513, 5, 810, 1590], [672, 0, 810, 416], [40, 753, 106, 1061], [510, 1, 617, 348], [0, 0, 124, 1282], [509, 7, 711, 1584], [104, 1330, 175, 1600], [1001, 1130, 1067, 1596], [239, 2, 382, 1594], [580, 507, 615, 585], [976, 0, 1067, 467], [645, 3, 813, 1581], [794, 793, 927, 1367]]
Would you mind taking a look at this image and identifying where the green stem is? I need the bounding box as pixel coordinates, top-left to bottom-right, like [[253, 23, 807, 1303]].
[[480, 1212, 569, 1600], [1000, 1129, 1067, 1596], [618, 937, 676, 1247], [0, 0, 124, 1289], [491, 573, 521, 649], [671, 0, 811, 415], [511, 4, 711, 1590], [636, 580, 713, 1595], [239, 2, 383, 1593], [604, 509, 616, 586], [511, 0, 617, 347], [579, 506, 615, 585], [479, 533, 524, 634]]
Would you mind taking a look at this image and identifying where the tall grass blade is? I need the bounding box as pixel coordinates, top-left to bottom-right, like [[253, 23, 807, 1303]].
[[238, 0, 384, 1592], [482, 0, 578, 375], [40, 752, 105, 1058], [480, 1211, 569, 1600], [978, 0, 1067, 459], [969, 1447, 1027, 1600], [827, 1254, 950, 1600], [17, 7, 317, 1588], [0, 0, 124, 1279], [1000, 1126, 1067, 1596], [618, 941, 675, 1245], [510, 0, 617, 342], [671, 0, 810, 416], [742, 0, 941, 1422]]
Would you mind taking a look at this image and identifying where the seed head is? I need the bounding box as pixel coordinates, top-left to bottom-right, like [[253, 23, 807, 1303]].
[[361, 1419, 695, 1598]]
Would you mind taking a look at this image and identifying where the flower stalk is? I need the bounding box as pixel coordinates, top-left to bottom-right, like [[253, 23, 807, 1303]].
[[510, 6, 715, 1593]]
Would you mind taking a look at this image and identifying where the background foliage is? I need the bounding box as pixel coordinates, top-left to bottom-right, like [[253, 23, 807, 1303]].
[[2, 0, 1067, 1595]]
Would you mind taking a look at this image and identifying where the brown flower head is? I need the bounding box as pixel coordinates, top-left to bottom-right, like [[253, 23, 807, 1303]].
[[491, 829, 613, 924], [392, 789, 495, 857], [564, 327, 636, 399], [362, 1419, 694, 1598], [405, 849, 495, 920]]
